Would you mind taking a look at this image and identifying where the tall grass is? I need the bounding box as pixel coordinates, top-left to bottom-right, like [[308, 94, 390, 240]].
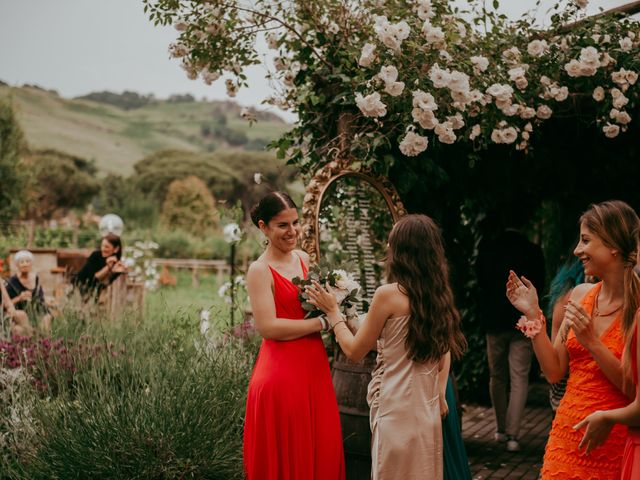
[[2, 307, 258, 479]]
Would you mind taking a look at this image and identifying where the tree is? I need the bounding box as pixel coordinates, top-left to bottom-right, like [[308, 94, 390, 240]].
[[21, 149, 100, 220], [161, 176, 218, 235], [0, 100, 26, 226]]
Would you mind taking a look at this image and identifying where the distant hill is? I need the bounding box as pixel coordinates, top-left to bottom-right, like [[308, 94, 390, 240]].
[[0, 85, 291, 176]]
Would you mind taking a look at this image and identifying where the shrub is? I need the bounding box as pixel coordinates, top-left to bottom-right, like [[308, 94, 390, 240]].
[[161, 176, 218, 235], [13, 315, 257, 480]]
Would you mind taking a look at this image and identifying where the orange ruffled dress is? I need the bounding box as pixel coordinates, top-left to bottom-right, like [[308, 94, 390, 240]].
[[621, 325, 640, 480], [541, 283, 628, 480]]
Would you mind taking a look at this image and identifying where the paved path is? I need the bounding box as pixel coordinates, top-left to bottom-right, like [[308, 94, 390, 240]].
[[462, 383, 552, 480]]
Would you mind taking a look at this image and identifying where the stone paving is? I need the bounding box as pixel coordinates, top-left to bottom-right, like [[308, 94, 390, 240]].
[[462, 382, 552, 480]]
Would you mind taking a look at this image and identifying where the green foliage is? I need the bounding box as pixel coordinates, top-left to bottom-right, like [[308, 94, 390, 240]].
[[133, 149, 297, 211], [75, 90, 156, 110], [161, 176, 218, 235], [0, 99, 26, 226], [94, 174, 159, 229], [3, 311, 258, 480], [21, 149, 100, 220]]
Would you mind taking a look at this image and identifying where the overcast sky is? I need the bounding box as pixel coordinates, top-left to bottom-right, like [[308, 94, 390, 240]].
[[0, 0, 632, 121]]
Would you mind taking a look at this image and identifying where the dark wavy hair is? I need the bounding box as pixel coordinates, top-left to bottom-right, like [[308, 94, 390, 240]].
[[250, 191, 297, 228], [386, 214, 467, 363]]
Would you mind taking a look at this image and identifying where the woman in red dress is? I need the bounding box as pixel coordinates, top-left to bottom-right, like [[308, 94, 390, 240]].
[[243, 191, 345, 480]]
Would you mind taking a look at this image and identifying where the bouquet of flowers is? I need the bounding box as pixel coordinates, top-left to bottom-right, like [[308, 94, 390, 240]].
[[292, 264, 363, 323]]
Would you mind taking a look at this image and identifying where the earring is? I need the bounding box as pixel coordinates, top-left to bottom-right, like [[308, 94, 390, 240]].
[[263, 238, 269, 247]]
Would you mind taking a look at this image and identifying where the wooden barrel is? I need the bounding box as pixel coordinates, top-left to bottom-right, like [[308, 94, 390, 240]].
[[332, 348, 377, 480]]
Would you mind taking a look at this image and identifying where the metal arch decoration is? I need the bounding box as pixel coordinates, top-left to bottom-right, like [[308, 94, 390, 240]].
[[300, 159, 407, 263]]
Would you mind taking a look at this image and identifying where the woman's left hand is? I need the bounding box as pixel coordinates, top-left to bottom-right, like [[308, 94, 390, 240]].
[[564, 300, 597, 348], [439, 395, 449, 419], [573, 410, 614, 455], [305, 281, 340, 316]]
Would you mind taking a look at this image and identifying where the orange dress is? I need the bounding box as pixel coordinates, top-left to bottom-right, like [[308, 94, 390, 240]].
[[541, 283, 628, 480], [621, 325, 640, 480]]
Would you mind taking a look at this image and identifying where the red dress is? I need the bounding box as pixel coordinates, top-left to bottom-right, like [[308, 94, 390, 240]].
[[621, 325, 640, 480], [243, 259, 346, 480]]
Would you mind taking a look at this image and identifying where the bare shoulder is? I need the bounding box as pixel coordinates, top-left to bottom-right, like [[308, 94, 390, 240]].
[[569, 282, 596, 303], [247, 259, 271, 280], [374, 283, 409, 313], [374, 283, 399, 299], [296, 249, 310, 266]]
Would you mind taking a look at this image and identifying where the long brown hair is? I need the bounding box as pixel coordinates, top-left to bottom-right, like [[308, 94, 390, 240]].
[[579, 200, 640, 371], [386, 214, 467, 363]]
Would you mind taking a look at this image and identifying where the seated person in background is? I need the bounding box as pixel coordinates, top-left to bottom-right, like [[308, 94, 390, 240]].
[[5, 250, 52, 333], [1, 276, 33, 337], [72, 234, 127, 300]]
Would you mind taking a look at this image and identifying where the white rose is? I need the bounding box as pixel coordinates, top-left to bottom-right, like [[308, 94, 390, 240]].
[[500, 103, 519, 116], [429, 64, 451, 89], [486, 83, 513, 103], [574, 0, 588, 9], [448, 70, 470, 93], [359, 43, 377, 67], [266, 32, 279, 50], [378, 65, 399, 84], [254, 172, 263, 184], [412, 108, 438, 129], [399, 131, 429, 156], [202, 70, 221, 85], [395, 21, 410, 40], [355, 92, 387, 117], [579, 46, 600, 68], [619, 37, 633, 52], [491, 128, 504, 144], [515, 77, 528, 90], [524, 122, 533, 132], [469, 124, 481, 140], [223, 223, 242, 243], [416, 0, 434, 20], [435, 122, 456, 144], [600, 52, 615, 68], [611, 69, 628, 87], [626, 70, 638, 85], [540, 75, 552, 86], [527, 39, 548, 57], [423, 22, 445, 45], [412, 90, 438, 111], [174, 21, 188, 32], [519, 106, 536, 119], [273, 56, 286, 71], [327, 21, 339, 35], [502, 47, 521, 63], [385, 81, 405, 97], [447, 113, 465, 130], [603, 123, 620, 138], [470, 55, 489, 72], [613, 93, 629, 109], [564, 59, 582, 77], [554, 86, 569, 102], [592, 86, 605, 101], [615, 111, 632, 124], [168, 43, 189, 58], [536, 105, 553, 119], [502, 127, 518, 144], [610, 87, 623, 99]]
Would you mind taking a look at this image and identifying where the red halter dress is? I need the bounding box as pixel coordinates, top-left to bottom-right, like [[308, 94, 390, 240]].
[[243, 257, 345, 480]]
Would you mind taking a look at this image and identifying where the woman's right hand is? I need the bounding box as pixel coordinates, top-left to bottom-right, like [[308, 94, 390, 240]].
[[106, 256, 118, 269], [506, 270, 540, 318], [20, 291, 32, 301]]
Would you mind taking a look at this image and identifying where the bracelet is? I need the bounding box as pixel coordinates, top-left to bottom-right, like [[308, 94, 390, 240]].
[[318, 315, 329, 332], [330, 319, 347, 331], [515, 309, 546, 339]]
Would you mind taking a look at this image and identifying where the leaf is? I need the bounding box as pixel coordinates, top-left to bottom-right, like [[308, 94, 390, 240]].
[[301, 301, 316, 311]]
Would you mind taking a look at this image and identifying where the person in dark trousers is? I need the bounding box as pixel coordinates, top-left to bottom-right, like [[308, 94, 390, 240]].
[[477, 219, 545, 452]]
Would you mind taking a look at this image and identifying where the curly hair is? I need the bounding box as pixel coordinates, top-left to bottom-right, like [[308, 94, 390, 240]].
[[386, 214, 467, 363]]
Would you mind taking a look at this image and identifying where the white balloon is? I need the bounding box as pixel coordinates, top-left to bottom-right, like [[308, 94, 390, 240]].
[[99, 214, 124, 236]]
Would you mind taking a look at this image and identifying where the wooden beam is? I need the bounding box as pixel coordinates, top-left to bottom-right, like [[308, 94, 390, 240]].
[[561, 1, 640, 32]]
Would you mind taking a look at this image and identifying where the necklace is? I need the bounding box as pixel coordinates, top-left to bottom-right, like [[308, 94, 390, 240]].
[[594, 292, 623, 317]]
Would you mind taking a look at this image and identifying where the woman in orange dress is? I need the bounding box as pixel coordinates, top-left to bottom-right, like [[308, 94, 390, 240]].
[[243, 191, 345, 480], [506, 200, 640, 480], [573, 230, 640, 480]]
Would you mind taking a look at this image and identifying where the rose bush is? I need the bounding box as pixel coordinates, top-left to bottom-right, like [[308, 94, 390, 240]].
[[144, 0, 639, 173]]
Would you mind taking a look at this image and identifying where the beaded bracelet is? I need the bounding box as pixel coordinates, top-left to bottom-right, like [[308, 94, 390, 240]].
[[318, 315, 329, 332], [515, 309, 546, 339]]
